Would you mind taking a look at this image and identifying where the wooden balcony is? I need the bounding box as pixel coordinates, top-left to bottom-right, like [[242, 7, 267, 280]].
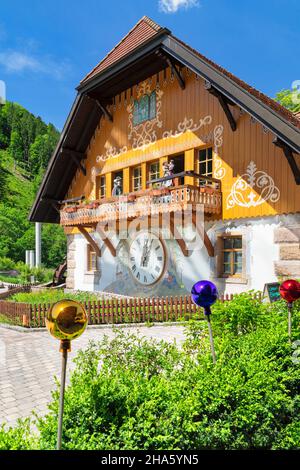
[[60, 176, 222, 227]]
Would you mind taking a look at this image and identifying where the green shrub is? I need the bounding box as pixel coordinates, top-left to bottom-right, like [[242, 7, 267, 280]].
[[0, 420, 37, 450], [34, 318, 300, 450], [211, 292, 269, 336], [0, 256, 15, 271], [1, 295, 300, 450]]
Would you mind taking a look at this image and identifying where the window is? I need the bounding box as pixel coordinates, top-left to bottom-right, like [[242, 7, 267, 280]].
[[133, 91, 156, 126], [148, 161, 160, 182], [87, 244, 98, 272], [198, 147, 213, 177], [132, 166, 142, 191], [221, 236, 243, 277], [97, 175, 106, 199]]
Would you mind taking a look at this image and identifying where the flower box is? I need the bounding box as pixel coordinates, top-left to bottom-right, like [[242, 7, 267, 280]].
[[65, 206, 77, 213]]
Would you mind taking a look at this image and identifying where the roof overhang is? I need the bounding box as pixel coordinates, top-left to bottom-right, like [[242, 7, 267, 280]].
[[161, 36, 300, 154]]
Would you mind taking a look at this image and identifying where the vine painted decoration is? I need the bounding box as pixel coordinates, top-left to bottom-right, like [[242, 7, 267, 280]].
[[226, 161, 280, 209]]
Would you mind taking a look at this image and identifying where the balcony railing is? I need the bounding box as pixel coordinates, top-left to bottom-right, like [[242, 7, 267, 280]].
[[60, 173, 222, 227]]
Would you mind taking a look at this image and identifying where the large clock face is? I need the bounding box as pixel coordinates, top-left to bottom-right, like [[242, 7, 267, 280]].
[[129, 231, 166, 286]]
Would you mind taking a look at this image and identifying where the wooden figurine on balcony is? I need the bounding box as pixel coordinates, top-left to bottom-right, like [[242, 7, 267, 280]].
[[162, 161, 175, 188], [112, 176, 122, 197], [30, 16, 300, 298]]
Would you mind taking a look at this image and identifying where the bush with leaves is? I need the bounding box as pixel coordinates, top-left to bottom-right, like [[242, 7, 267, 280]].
[[211, 292, 269, 336], [1, 296, 300, 450], [0, 256, 15, 271]]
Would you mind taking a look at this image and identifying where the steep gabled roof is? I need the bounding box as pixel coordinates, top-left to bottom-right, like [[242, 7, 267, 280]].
[[81, 16, 166, 84], [29, 16, 300, 224]]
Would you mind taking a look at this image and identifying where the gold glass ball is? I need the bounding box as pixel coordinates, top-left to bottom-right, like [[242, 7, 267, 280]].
[[46, 300, 88, 341]]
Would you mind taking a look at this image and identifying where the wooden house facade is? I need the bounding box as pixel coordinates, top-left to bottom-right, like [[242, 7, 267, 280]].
[[30, 17, 300, 297]]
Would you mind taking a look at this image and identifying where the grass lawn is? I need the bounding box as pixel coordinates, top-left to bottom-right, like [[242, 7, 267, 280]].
[[9, 289, 102, 305], [0, 314, 15, 324]]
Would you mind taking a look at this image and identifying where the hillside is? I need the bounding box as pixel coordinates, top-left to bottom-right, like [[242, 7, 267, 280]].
[[0, 102, 66, 269]]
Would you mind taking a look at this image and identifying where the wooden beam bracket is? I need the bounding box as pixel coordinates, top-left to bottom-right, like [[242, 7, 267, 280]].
[[79, 223, 117, 258], [96, 225, 117, 257], [62, 148, 87, 176], [41, 196, 60, 214], [156, 50, 185, 90], [192, 212, 215, 257], [89, 96, 113, 122], [273, 137, 300, 185], [205, 81, 237, 131], [169, 214, 190, 257], [77, 226, 101, 257]]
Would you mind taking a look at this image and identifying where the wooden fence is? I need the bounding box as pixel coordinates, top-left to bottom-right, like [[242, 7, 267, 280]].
[[0, 292, 263, 328]]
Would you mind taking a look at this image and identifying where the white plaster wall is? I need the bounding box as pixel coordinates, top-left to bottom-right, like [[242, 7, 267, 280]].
[[249, 222, 279, 291], [212, 216, 281, 295]]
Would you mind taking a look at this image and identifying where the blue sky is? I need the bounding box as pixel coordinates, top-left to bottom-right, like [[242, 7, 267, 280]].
[[0, 0, 299, 130]]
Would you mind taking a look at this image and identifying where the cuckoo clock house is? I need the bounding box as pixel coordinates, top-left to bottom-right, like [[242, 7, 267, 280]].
[[29, 17, 300, 297]]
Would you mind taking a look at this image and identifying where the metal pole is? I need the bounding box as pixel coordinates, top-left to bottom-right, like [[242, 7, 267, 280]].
[[35, 222, 41, 267], [288, 302, 293, 345], [57, 341, 70, 450], [25, 250, 30, 266], [29, 250, 35, 269], [206, 314, 216, 364]]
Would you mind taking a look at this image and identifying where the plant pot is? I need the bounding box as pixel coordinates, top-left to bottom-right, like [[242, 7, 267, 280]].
[[65, 206, 77, 213], [160, 188, 170, 196]]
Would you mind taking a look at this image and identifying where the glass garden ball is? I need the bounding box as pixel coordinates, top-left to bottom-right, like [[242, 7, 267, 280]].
[[191, 280, 219, 308], [46, 300, 88, 341], [279, 280, 300, 304]]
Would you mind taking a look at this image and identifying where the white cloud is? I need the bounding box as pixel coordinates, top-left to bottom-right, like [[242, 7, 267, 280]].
[[0, 50, 71, 80], [159, 0, 199, 13]]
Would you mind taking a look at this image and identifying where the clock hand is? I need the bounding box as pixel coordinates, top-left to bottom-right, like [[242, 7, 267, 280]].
[[142, 239, 153, 267], [140, 239, 149, 267]]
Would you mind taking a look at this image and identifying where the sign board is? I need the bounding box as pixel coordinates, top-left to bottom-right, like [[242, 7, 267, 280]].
[[263, 282, 281, 303]]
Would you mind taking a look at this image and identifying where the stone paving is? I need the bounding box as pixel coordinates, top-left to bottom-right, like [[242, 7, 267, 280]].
[[0, 324, 185, 428]]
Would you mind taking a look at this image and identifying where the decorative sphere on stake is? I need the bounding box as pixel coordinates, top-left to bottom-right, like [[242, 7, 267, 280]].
[[279, 280, 300, 344], [45, 300, 88, 450], [191, 280, 218, 363]]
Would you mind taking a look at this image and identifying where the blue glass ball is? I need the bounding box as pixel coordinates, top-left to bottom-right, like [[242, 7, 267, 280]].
[[191, 280, 218, 309]]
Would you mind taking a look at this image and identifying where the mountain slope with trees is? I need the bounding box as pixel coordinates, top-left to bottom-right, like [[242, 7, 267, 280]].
[[0, 101, 65, 270]]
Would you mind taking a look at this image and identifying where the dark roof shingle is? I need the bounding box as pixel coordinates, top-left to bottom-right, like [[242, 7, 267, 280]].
[[81, 16, 163, 84]]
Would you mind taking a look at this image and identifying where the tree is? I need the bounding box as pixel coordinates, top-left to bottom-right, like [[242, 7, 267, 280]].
[[275, 88, 300, 113]]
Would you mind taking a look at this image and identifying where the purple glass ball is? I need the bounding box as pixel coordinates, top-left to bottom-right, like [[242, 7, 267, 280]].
[[191, 280, 218, 309]]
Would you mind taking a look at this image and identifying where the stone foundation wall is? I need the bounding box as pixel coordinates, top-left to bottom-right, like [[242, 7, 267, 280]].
[[274, 224, 300, 278]]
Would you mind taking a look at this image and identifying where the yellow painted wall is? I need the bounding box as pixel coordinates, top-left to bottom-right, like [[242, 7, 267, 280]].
[[67, 67, 300, 220]]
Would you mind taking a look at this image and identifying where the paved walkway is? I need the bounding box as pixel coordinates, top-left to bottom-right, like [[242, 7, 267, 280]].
[[0, 325, 185, 428]]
